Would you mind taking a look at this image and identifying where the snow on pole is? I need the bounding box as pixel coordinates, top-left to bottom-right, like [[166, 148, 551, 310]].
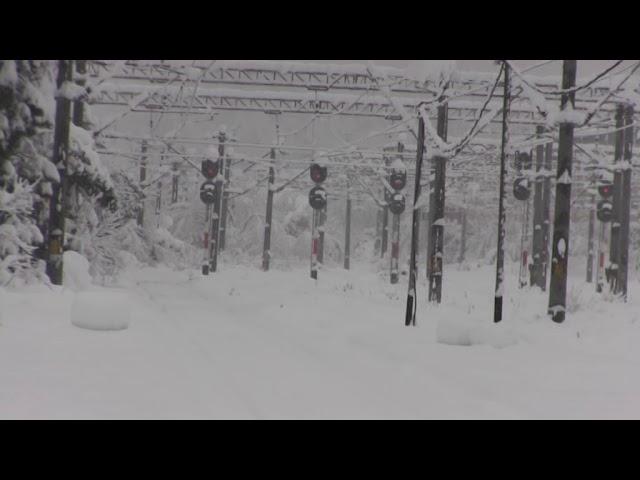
[[405, 114, 426, 326], [310, 209, 319, 280], [608, 105, 624, 294], [210, 130, 225, 273], [46, 60, 73, 286], [618, 104, 633, 300], [390, 212, 400, 284], [547, 60, 578, 324], [494, 61, 510, 324], [262, 148, 275, 272], [586, 193, 596, 283], [344, 180, 351, 270], [137, 141, 147, 227], [428, 104, 448, 304], [531, 125, 546, 289]]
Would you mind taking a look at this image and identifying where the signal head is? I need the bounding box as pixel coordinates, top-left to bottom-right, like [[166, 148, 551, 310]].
[[598, 181, 613, 198], [310, 163, 327, 184], [309, 185, 327, 210], [201, 159, 219, 179], [513, 177, 530, 201]]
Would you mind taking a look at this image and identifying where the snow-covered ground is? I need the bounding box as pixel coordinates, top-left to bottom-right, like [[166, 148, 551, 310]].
[[1, 262, 639, 419]]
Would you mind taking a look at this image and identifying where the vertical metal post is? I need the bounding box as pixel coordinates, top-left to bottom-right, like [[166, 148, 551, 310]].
[[428, 103, 448, 303], [137, 141, 147, 227], [209, 132, 225, 272], [155, 179, 162, 227], [73, 60, 86, 128], [494, 61, 510, 323], [405, 114, 426, 326], [375, 207, 383, 256], [381, 190, 389, 258], [171, 163, 179, 204], [519, 195, 531, 288], [548, 59, 578, 323], [220, 156, 231, 251], [344, 180, 351, 270], [262, 148, 275, 271], [596, 221, 606, 292], [390, 212, 400, 284], [202, 202, 212, 275], [586, 193, 596, 283], [318, 202, 326, 264], [310, 208, 319, 279], [540, 141, 553, 290], [618, 104, 633, 300], [531, 125, 545, 288], [608, 104, 625, 293], [46, 60, 73, 286], [458, 208, 467, 264]]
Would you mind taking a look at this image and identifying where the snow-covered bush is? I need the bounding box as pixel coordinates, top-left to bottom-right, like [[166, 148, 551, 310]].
[[0, 60, 56, 286], [0, 179, 46, 286]]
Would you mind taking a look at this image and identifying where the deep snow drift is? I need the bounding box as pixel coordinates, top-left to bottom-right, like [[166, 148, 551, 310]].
[[1, 262, 639, 419]]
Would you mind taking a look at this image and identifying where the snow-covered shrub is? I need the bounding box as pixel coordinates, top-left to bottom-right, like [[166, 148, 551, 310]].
[[1, 60, 56, 286], [0, 179, 46, 286], [71, 290, 130, 331], [62, 250, 92, 291]]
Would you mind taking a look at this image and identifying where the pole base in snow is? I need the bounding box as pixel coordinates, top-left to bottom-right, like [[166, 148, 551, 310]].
[[405, 295, 414, 326], [549, 309, 565, 324], [493, 297, 502, 323], [202, 264, 209, 276]]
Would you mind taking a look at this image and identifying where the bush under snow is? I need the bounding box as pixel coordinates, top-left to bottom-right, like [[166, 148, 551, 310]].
[[62, 250, 92, 291], [71, 290, 131, 331]]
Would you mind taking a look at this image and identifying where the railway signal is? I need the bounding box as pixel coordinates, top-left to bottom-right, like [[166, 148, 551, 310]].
[[201, 159, 219, 179], [309, 162, 327, 280], [596, 180, 614, 223], [200, 181, 217, 205], [515, 150, 532, 171], [388, 192, 405, 215], [309, 185, 327, 210], [597, 199, 613, 223], [389, 170, 407, 191], [310, 163, 327, 183], [598, 180, 613, 199], [387, 158, 407, 285], [513, 177, 530, 201]]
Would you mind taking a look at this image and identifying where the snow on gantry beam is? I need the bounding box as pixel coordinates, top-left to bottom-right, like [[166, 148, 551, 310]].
[[89, 82, 545, 124], [86, 60, 639, 106]]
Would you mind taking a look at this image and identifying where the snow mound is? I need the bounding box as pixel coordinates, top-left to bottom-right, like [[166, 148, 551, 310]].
[[63, 251, 92, 291], [436, 317, 517, 348], [71, 291, 131, 331]]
